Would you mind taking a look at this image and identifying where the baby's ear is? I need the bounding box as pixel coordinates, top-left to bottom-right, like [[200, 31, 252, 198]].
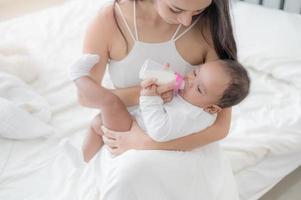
[[203, 104, 222, 114]]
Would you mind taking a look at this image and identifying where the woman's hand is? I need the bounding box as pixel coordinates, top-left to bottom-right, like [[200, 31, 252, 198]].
[[101, 120, 153, 156]]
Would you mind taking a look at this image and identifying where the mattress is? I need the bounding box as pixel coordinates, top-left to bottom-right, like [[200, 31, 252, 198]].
[[0, 0, 301, 199]]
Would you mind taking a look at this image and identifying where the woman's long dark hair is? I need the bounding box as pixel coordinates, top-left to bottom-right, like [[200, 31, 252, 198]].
[[112, 0, 237, 61], [201, 0, 237, 60]]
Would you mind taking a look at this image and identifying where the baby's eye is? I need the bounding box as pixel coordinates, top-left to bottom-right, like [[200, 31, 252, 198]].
[[197, 87, 202, 94], [193, 70, 197, 76]]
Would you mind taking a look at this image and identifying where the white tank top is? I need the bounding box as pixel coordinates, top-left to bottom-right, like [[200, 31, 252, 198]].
[[108, 1, 199, 88]]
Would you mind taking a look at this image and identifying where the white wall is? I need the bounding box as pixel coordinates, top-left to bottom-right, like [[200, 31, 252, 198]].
[[241, 0, 301, 13], [0, 0, 67, 21]]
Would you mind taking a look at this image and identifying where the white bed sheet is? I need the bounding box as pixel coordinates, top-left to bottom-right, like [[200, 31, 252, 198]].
[[0, 0, 301, 199]]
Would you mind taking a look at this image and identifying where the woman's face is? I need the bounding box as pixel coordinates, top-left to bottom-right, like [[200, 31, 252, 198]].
[[154, 0, 212, 26]]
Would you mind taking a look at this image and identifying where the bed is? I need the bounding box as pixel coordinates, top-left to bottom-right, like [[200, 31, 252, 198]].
[[0, 0, 300, 199]]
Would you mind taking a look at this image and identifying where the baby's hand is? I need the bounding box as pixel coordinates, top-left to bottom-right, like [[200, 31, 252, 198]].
[[140, 79, 158, 96], [157, 81, 175, 103]]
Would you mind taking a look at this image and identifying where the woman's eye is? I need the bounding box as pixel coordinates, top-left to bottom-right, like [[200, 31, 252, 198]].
[[170, 8, 182, 14], [193, 9, 205, 15]]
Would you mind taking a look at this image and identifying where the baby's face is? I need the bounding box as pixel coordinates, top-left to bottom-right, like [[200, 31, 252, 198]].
[[179, 61, 230, 108]]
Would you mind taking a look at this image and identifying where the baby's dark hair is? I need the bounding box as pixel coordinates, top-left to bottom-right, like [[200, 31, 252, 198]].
[[217, 60, 250, 108]]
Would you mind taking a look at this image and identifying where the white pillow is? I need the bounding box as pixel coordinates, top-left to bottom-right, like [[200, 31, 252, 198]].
[[0, 97, 54, 139], [233, 2, 301, 59], [233, 2, 301, 88]]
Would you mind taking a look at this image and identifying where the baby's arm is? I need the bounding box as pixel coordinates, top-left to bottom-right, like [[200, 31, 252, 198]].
[[140, 79, 176, 142], [148, 108, 231, 151]]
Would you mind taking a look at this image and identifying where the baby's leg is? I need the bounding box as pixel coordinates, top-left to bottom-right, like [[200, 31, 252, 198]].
[[82, 98, 133, 162], [82, 113, 104, 162], [100, 91, 133, 132], [78, 78, 133, 162], [83, 104, 132, 162], [75, 77, 133, 131]]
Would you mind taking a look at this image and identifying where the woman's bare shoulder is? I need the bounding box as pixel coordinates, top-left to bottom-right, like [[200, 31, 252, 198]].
[[82, 3, 119, 81], [95, 3, 117, 30], [84, 3, 118, 52]]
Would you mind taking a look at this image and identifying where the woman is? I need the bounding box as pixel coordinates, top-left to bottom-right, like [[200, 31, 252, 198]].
[[79, 0, 239, 199]]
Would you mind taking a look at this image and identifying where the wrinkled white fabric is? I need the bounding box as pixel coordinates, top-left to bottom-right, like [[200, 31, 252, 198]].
[[0, 72, 53, 139], [0, 43, 38, 83], [97, 146, 238, 200]]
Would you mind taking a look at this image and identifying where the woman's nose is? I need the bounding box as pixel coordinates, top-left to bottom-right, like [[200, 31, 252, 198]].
[[177, 12, 192, 26]]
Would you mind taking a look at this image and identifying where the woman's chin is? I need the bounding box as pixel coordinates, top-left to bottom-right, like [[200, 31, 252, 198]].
[[171, 21, 180, 25], [178, 90, 185, 96], [164, 18, 179, 25]]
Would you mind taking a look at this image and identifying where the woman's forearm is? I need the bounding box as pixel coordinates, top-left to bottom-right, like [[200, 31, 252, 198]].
[[110, 86, 141, 107], [76, 75, 140, 108], [150, 125, 225, 151], [148, 108, 232, 151]]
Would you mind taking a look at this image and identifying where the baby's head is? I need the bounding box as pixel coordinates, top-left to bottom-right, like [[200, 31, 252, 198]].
[[180, 60, 250, 114]]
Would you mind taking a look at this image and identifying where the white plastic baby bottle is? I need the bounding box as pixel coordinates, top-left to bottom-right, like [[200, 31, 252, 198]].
[[139, 59, 185, 90]]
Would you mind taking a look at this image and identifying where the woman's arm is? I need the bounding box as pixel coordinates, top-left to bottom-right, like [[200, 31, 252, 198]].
[[77, 7, 111, 107], [109, 72, 176, 107], [101, 108, 231, 155], [77, 5, 139, 108], [110, 86, 140, 107], [76, 4, 141, 108]]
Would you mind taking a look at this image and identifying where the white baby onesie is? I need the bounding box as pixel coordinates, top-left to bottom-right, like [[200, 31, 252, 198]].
[[130, 95, 217, 142]]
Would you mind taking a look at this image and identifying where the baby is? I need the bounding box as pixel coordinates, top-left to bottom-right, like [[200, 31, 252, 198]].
[[70, 55, 250, 160], [135, 59, 250, 142]]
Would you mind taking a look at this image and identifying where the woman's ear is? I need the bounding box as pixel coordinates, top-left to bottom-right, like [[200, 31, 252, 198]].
[[203, 104, 222, 114]]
